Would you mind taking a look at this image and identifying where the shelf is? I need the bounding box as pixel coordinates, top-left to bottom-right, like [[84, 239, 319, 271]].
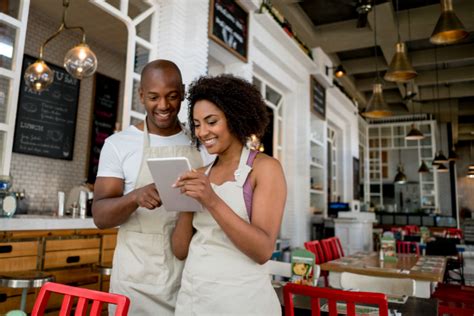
[[310, 138, 324, 147], [310, 162, 324, 169], [310, 189, 324, 195]]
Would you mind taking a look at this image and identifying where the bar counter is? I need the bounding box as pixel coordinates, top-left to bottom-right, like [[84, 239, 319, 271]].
[[0, 215, 96, 231]]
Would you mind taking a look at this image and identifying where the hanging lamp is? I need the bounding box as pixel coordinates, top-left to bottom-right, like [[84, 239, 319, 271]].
[[418, 160, 430, 173], [362, 4, 392, 118], [430, 0, 468, 45], [437, 163, 449, 172], [406, 123, 424, 140], [24, 0, 97, 92], [385, 4, 417, 82], [394, 127, 407, 184]]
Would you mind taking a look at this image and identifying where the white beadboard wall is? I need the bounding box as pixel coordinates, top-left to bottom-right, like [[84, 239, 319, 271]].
[[10, 9, 125, 212]]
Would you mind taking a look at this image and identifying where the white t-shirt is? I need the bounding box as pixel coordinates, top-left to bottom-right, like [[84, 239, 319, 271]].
[[97, 125, 214, 194]]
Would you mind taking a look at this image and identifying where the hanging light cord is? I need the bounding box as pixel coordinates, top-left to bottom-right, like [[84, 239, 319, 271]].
[[374, 3, 379, 82], [395, 0, 401, 42], [39, 0, 86, 60], [434, 47, 443, 151]]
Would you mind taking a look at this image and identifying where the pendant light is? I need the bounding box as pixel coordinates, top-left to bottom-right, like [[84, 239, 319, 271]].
[[362, 4, 392, 118], [24, 0, 97, 92], [394, 126, 407, 184], [431, 48, 449, 166], [384, 3, 417, 82], [437, 163, 449, 172], [430, 0, 468, 45], [406, 124, 424, 140], [446, 84, 458, 161], [468, 142, 474, 177], [418, 161, 430, 173]]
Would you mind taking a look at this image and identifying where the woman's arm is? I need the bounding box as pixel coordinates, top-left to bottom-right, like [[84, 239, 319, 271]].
[[176, 155, 286, 264], [171, 212, 195, 260]]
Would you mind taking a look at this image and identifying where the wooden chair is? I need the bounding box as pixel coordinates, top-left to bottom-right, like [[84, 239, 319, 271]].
[[31, 282, 130, 316], [340, 272, 416, 297], [283, 283, 389, 316], [304, 240, 329, 287], [396, 241, 420, 255]]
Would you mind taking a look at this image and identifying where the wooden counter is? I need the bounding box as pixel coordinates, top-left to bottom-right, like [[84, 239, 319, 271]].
[[0, 227, 117, 314]]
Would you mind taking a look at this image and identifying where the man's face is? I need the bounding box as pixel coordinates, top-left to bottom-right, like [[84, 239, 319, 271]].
[[139, 68, 183, 136]]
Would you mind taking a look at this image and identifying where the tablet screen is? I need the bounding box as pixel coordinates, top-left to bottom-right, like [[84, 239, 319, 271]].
[[146, 157, 203, 212]]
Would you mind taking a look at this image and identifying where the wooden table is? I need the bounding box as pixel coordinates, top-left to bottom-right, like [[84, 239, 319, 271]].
[[320, 252, 446, 298], [274, 285, 438, 315]]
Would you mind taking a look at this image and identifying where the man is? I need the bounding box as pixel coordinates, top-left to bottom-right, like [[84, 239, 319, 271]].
[[92, 60, 212, 315]]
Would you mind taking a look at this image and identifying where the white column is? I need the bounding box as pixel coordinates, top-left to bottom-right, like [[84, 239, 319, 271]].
[[156, 0, 210, 120]]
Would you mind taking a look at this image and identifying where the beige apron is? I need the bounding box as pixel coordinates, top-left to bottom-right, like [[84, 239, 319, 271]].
[[110, 121, 203, 316], [175, 147, 281, 316]]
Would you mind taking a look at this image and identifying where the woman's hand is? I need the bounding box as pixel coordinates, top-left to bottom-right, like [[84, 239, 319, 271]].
[[173, 170, 218, 208]]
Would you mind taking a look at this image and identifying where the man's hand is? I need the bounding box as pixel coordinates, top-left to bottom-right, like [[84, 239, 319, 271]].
[[133, 183, 162, 210]]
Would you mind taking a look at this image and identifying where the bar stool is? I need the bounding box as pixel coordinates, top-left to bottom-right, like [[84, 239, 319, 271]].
[[95, 264, 112, 291], [0, 271, 54, 312]]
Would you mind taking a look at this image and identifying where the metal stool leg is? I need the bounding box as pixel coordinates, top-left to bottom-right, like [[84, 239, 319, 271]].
[[20, 288, 28, 311]]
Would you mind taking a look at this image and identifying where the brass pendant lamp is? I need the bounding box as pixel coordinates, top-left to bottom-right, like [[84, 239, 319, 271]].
[[362, 4, 392, 118], [384, 5, 417, 82], [430, 0, 468, 45]]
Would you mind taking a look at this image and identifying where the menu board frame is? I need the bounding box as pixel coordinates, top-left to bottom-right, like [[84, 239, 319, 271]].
[[86, 73, 120, 184], [13, 54, 80, 160], [310, 75, 326, 120], [209, 0, 249, 62]]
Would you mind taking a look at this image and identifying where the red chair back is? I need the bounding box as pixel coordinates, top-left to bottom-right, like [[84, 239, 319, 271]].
[[404, 225, 420, 235], [396, 241, 420, 255], [31, 282, 130, 316], [304, 240, 326, 265], [304, 240, 329, 287], [334, 236, 345, 257], [445, 228, 463, 239], [433, 284, 474, 316], [283, 283, 389, 316], [321, 238, 342, 261]]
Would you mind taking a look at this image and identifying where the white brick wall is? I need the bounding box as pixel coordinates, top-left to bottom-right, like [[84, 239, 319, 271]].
[[10, 10, 125, 213]]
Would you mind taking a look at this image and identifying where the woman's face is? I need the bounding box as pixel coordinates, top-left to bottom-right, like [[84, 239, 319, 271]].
[[193, 100, 238, 155]]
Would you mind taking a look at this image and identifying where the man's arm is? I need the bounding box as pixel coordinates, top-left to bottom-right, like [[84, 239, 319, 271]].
[[92, 177, 161, 229]]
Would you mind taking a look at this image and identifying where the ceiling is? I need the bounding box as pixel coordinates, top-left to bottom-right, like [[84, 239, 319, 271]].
[[273, 0, 474, 143]]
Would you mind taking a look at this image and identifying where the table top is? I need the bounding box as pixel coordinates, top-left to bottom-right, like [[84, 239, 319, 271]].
[[274, 285, 438, 316], [320, 252, 446, 282]]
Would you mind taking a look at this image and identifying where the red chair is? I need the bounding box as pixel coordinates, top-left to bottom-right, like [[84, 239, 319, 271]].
[[445, 228, 463, 239], [404, 225, 420, 236], [321, 237, 343, 261], [433, 284, 474, 315], [31, 282, 130, 316], [396, 241, 420, 255], [283, 283, 389, 316], [304, 240, 329, 287]]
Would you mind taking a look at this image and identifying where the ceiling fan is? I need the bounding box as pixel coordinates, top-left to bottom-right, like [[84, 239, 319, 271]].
[[355, 0, 373, 28]]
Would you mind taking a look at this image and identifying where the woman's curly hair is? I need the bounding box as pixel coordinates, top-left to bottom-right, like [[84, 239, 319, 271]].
[[187, 74, 270, 148]]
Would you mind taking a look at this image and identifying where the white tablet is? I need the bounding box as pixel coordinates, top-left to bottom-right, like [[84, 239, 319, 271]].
[[146, 157, 203, 212]]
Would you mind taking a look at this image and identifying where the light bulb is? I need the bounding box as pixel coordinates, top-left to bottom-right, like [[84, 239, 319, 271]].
[[64, 43, 97, 79], [24, 59, 54, 91]]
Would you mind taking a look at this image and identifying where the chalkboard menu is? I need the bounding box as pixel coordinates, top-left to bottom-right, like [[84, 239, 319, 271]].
[[87, 73, 119, 184], [209, 0, 248, 62], [310, 75, 326, 120], [13, 55, 80, 160]]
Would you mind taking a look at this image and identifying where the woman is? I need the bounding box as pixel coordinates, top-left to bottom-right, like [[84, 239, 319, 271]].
[[172, 74, 287, 315]]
